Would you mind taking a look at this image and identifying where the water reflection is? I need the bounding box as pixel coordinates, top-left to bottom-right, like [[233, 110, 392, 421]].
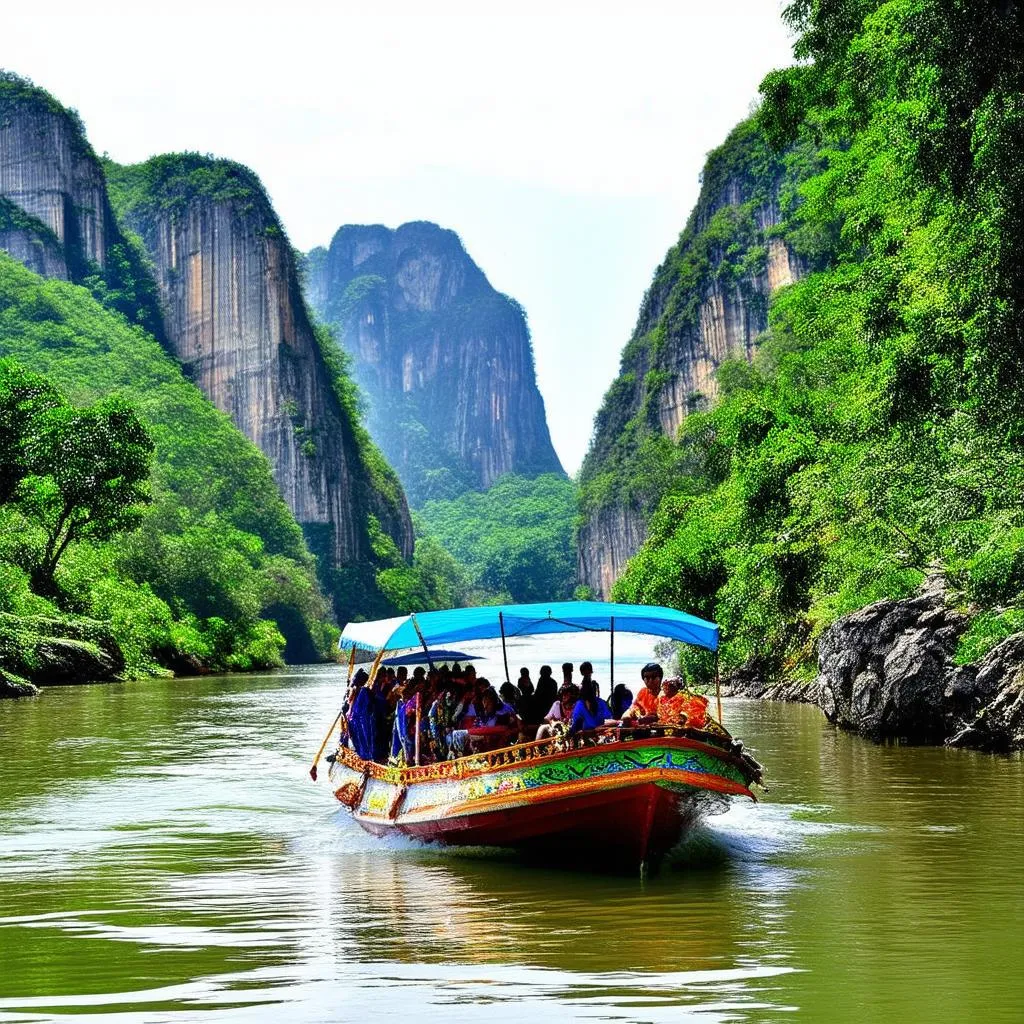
[[0, 664, 1022, 1021]]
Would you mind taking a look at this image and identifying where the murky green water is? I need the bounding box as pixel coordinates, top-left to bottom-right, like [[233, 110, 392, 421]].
[[1, 655, 1023, 1022]]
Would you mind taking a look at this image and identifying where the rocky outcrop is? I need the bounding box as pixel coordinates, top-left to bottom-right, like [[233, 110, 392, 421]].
[[0, 198, 67, 278], [946, 635, 1024, 752], [575, 502, 647, 599], [0, 74, 113, 276], [576, 121, 806, 598], [305, 221, 563, 504], [0, 613, 124, 689], [0, 671, 38, 698], [815, 577, 969, 743], [107, 156, 414, 616], [728, 575, 1024, 752]]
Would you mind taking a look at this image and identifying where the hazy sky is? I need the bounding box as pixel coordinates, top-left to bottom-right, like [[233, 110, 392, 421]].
[[5, 0, 794, 473]]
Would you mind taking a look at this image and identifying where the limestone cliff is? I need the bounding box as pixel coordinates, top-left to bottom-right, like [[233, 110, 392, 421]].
[[0, 72, 165, 340], [106, 155, 414, 615], [0, 197, 67, 279], [0, 74, 112, 275], [577, 120, 808, 597], [304, 221, 563, 504]]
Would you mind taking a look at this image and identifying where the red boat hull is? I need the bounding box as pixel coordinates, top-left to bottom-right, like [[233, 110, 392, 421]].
[[357, 779, 727, 869], [331, 736, 755, 872]]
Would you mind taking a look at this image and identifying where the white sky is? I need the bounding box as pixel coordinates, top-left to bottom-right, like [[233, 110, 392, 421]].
[[4, 0, 794, 474]]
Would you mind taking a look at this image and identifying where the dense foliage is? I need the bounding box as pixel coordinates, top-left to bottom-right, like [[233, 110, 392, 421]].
[[611, 0, 1024, 681], [417, 474, 578, 603], [0, 253, 335, 675]]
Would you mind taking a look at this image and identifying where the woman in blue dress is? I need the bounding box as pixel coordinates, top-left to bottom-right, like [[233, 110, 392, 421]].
[[569, 678, 613, 735]]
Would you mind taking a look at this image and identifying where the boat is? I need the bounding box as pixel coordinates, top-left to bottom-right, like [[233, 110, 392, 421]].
[[310, 601, 764, 873]]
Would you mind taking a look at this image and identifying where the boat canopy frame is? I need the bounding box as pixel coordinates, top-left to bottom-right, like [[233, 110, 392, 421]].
[[339, 600, 720, 657], [312, 601, 724, 780]]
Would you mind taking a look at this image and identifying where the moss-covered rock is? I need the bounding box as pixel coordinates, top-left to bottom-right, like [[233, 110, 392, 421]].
[[0, 612, 124, 685], [0, 669, 39, 698]]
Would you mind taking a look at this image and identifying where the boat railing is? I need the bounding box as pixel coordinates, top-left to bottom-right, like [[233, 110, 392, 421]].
[[334, 721, 736, 786]]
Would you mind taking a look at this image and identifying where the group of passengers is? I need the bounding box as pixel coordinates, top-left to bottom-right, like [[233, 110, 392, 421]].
[[341, 659, 710, 767]]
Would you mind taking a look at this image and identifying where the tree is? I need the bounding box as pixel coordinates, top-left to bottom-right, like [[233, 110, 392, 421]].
[[0, 358, 65, 505], [22, 396, 154, 599]]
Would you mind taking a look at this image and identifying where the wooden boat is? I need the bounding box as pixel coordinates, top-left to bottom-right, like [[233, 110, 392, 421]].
[[311, 601, 764, 873]]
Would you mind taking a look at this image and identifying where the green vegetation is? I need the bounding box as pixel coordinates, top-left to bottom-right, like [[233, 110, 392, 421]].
[[417, 474, 578, 603], [103, 153, 275, 220], [610, 0, 1024, 680], [0, 253, 335, 678]]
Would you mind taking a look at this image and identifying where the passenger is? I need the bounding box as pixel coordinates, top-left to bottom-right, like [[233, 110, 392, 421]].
[[474, 685, 520, 730], [532, 666, 558, 724], [347, 672, 377, 760], [536, 682, 580, 740], [621, 662, 663, 723], [579, 661, 599, 697], [569, 678, 612, 736], [656, 677, 690, 729], [610, 682, 634, 719], [516, 671, 538, 727], [561, 662, 574, 688], [499, 680, 520, 711], [371, 670, 392, 761]]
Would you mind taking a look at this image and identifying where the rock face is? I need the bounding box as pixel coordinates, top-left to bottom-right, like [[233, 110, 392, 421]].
[[729, 575, 1024, 752], [108, 156, 414, 606], [576, 504, 648, 603], [305, 221, 563, 504], [0, 198, 67, 279], [0, 78, 113, 276], [576, 121, 806, 597], [815, 577, 970, 743]]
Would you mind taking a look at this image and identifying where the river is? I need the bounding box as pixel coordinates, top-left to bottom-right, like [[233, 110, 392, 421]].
[[1, 644, 1023, 1022]]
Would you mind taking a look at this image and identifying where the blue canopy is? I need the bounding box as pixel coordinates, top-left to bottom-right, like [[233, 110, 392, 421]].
[[340, 600, 719, 654], [381, 649, 479, 667]]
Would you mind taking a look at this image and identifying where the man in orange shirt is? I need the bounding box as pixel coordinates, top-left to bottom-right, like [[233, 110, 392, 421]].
[[621, 663, 663, 723]]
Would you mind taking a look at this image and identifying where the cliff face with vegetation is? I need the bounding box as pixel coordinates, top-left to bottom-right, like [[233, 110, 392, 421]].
[[0, 72, 436, 687], [105, 156, 414, 617], [608, 0, 1024, 703], [576, 121, 808, 597], [0, 79, 111, 273], [305, 222, 563, 504]]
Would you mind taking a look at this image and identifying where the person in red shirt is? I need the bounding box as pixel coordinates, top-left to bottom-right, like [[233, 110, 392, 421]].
[[621, 662, 663, 723]]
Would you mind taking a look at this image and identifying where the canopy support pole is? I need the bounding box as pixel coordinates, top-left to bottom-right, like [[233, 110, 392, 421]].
[[610, 615, 615, 695], [410, 613, 436, 672], [715, 649, 723, 725], [414, 692, 422, 766], [499, 611, 511, 684]]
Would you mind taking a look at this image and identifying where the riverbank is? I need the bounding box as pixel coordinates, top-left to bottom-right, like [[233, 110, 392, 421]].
[[725, 577, 1024, 753]]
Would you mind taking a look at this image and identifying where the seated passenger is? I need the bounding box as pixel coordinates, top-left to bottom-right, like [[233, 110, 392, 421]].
[[499, 680, 520, 711], [535, 682, 580, 740], [346, 671, 376, 759], [621, 662, 663, 723], [609, 683, 634, 719], [656, 677, 690, 729], [569, 678, 612, 736], [473, 685, 519, 729], [579, 661, 600, 698], [516, 669, 537, 723], [530, 667, 558, 728]]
